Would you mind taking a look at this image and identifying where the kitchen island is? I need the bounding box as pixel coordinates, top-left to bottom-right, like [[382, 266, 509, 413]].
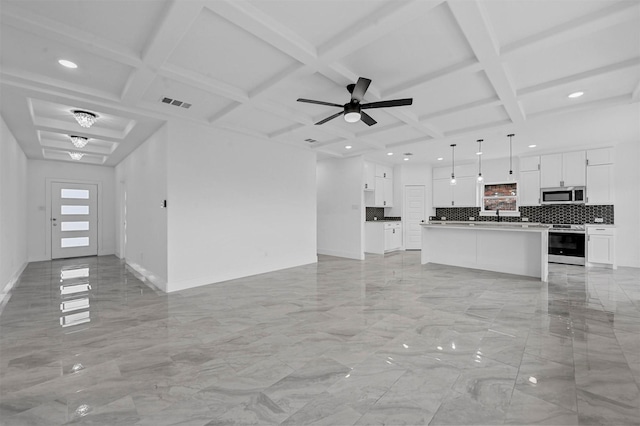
[[421, 222, 550, 281]]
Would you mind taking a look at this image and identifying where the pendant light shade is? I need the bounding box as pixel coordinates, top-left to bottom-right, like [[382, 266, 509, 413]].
[[450, 144, 457, 185], [477, 139, 484, 182], [507, 133, 515, 181]]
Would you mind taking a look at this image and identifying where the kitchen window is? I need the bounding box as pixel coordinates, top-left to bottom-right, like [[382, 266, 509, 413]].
[[480, 182, 520, 216]]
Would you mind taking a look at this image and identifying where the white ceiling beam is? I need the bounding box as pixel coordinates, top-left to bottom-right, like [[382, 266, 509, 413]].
[[448, 0, 525, 125], [501, 1, 640, 58], [384, 59, 482, 97], [121, 0, 206, 104], [518, 57, 640, 98]]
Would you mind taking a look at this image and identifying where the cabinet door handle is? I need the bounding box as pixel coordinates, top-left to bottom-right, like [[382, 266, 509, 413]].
[[365, 183, 368, 189], [383, 201, 386, 206]]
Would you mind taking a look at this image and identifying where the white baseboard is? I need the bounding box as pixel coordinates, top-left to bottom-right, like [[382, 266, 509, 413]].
[[317, 248, 364, 260], [0, 261, 28, 314], [125, 261, 168, 293]]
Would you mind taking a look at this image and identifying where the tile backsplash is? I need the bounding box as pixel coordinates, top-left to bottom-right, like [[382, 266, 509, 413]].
[[366, 207, 401, 221], [434, 205, 614, 224]]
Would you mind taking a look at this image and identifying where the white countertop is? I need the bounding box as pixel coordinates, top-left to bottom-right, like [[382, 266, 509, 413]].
[[422, 221, 549, 232]]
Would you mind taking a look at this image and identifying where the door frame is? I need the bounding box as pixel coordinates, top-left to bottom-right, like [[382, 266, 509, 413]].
[[46, 178, 104, 260]]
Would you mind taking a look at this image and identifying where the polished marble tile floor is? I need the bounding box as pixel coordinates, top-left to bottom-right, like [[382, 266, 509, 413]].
[[1, 252, 639, 425]]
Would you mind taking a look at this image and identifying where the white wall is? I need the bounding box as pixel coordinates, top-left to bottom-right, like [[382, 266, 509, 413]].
[[115, 124, 168, 291], [388, 163, 433, 218], [26, 159, 115, 262], [166, 121, 317, 292], [614, 140, 640, 268], [0, 115, 28, 301], [317, 156, 364, 260]]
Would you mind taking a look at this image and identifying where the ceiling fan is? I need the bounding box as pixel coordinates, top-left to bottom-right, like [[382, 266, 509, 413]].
[[297, 77, 413, 126]]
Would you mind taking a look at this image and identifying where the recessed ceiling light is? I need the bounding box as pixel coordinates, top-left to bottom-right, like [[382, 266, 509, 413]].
[[345, 145, 352, 149], [403, 157, 409, 161], [387, 152, 393, 156], [528, 144, 537, 148], [58, 59, 77, 69], [568, 91, 584, 98], [437, 157, 443, 161], [476, 151, 482, 155]]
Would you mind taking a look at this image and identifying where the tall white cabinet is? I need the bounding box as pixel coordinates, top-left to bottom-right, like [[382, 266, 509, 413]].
[[365, 162, 394, 207], [519, 156, 540, 206], [586, 148, 614, 205]]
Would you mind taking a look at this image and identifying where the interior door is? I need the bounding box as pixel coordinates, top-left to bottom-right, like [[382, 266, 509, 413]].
[[404, 185, 425, 250], [51, 182, 98, 259]]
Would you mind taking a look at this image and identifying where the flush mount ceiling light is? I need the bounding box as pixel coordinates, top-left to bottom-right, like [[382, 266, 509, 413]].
[[69, 152, 84, 161], [58, 59, 77, 69], [343, 103, 361, 123], [568, 91, 584, 98], [450, 144, 457, 185], [72, 110, 97, 128], [69, 135, 88, 149], [477, 139, 484, 182]]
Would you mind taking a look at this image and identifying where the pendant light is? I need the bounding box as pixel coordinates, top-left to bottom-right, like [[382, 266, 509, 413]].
[[507, 133, 515, 181], [450, 144, 457, 185], [477, 139, 484, 182]]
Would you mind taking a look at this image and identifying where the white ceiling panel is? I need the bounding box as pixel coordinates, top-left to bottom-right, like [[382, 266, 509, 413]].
[[219, 105, 298, 136], [340, 2, 475, 92], [246, 0, 390, 48], [362, 125, 426, 146], [521, 67, 640, 115], [430, 105, 509, 133], [167, 8, 299, 93], [142, 76, 235, 121], [2, 0, 169, 56], [38, 131, 118, 156], [483, 0, 615, 48], [506, 20, 640, 90], [0, 25, 133, 97]]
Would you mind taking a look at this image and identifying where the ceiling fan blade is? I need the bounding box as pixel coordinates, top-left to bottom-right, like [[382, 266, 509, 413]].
[[361, 98, 413, 109], [351, 77, 371, 102], [360, 111, 377, 126], [315, 110, 344, 125], [297, 98, 343, 108]]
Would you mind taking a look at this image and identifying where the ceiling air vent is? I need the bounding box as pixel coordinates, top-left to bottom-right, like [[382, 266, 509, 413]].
[[161, 97, 192, 109], [304, 138, 317, 143]]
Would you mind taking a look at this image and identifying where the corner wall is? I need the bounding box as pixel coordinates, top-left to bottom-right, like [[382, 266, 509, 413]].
[[115, 124, 168, 291], [166, 121, 317, 292], [0, 115, 28, 302], [317, 157, 365, 259]]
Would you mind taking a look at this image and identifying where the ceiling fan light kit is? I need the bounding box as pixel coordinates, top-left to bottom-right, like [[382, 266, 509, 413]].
[[297, 77, 412, 127]]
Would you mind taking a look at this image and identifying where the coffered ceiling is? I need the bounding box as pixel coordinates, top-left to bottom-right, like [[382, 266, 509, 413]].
[[1, 0, 638, 166]]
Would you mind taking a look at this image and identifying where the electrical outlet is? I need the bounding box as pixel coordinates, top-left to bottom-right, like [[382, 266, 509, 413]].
[[521, 217, 529, 222], [469, 217, 475, 221], [595, 217, 604, 223], [441, 216, 446, 220]]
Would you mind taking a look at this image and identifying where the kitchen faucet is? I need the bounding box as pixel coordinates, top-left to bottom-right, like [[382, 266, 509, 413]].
[[496, 209, 501, 222]]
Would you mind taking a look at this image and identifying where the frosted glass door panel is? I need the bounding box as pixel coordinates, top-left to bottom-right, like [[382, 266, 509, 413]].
[[61, 189, 89, 199], [61, 221, 90, 231], [61, 205, 89, 215], [51, 182, 98, 259]]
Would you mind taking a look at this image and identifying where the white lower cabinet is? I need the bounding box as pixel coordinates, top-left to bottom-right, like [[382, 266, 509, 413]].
[[365, 222, 402, 254], [586, 226, 616, 268]]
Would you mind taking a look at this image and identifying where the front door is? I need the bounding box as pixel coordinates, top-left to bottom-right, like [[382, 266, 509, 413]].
[[404, 185, 425, 250], [51, 182, 98, 259]]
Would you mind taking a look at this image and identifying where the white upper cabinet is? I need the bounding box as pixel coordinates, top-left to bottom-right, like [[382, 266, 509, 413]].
[[375, 164, 392, 179], [586, 147, 614, 166], [540, 151, 585, 188], [520, 156, 540, 172], [586, 148, 614, 205], [433, 179, 453, 207], [364, 161, 375, 191], [453, 177, 478, 207], [519, 170, 540, 206]]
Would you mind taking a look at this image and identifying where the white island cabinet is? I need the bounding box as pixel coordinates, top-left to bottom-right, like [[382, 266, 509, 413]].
[[421, 222, 549, 281]]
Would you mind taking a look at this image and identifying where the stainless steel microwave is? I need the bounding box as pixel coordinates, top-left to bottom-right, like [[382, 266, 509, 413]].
[[540, 186, 586, 205]]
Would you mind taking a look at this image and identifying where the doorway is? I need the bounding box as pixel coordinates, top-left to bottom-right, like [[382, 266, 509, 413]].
[[51, 182, 98, 259], [404, 185, 425, 250]]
